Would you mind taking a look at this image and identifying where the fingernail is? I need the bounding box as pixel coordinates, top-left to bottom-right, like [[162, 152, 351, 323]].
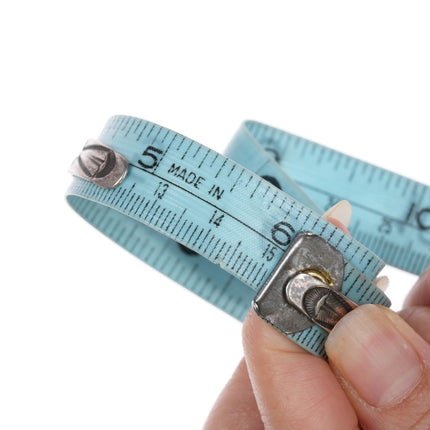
[[326, 305, 423, 407], [323, 200, 352, 228], [374, 275, 390, 292]]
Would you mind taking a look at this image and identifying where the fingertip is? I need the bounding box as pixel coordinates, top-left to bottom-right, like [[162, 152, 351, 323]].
[[242, 307, 305, 357], [326, 304, 428, 408], [323, 200, 352, 230]]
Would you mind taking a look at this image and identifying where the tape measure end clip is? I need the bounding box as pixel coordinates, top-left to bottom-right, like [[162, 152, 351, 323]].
[[69, 139, 129, 189], [253, 232, 358, 336]]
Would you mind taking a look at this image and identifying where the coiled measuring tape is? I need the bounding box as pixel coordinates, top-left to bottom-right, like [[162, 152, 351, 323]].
[[66, 115, 430, 358]]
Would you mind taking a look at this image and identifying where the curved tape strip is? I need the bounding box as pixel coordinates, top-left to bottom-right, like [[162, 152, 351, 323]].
[[66, 116, 428, 357]]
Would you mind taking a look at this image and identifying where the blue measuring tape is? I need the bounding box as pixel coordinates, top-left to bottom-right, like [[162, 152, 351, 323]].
[[66, 115, 430, 358]]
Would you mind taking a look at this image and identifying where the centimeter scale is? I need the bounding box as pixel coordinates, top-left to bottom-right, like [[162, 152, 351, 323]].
[[66, 116, 430, 357]]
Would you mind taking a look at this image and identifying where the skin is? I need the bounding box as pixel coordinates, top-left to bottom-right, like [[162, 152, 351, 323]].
[[203, 220, 430, 430]]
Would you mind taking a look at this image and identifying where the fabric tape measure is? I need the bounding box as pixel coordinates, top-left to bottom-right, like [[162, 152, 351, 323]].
[[66, 115, 430, 358]]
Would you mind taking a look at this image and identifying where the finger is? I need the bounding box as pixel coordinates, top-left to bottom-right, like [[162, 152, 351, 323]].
[[322, 199, 352, 234], [204, 200, 355, 429], [238, 199, 357, 429], [242, 311, 359, 429], [203, 357, 263, 430], [403, 264, 430, 308], [326, 304, 430, 430], [398, 306, 430, 343]]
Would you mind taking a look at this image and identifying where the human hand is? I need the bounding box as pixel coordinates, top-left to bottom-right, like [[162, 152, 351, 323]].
[[204, 202, 430, 429]]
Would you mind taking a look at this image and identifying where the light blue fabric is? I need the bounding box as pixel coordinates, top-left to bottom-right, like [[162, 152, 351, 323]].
[[65, 115, 427, 357]]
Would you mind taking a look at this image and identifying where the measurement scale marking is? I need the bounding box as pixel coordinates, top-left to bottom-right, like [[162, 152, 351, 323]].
[[198, 148, 211, 168], [67, 116, 426, 359], [148, 204, 161, 225], [203, 235, 216, 255], [154, 207, 166, 227], [230, 168, 245, 192], [128, 163, 286, 251], [298, 180, 428, 232], [215, 159, 227, 178], [163, 132, 178, 155], [181, 140, 194, 160]]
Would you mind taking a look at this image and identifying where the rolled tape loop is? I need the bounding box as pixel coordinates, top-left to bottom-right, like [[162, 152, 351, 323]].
[[66, 116, 429, 357]]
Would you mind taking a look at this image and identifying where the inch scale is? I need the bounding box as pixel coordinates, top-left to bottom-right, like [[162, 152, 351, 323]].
[[66, 115, 429, 357], [228, 120, 430, 275]]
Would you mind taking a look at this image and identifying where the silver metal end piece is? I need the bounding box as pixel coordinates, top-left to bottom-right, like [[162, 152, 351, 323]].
[[285, 272, 357, 332], [69, 139, 128, 189], [253, 232, 357, 335]]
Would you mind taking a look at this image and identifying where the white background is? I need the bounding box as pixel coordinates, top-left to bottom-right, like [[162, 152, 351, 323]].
[[1, 1, 429, 429]]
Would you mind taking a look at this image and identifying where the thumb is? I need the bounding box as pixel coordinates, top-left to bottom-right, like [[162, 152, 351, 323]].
[[326, 304, 430, 429]]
